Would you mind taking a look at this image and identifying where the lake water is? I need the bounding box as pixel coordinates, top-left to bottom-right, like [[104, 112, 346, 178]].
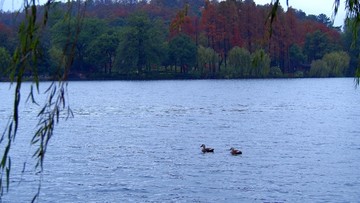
[[0, 78, 359, 202]]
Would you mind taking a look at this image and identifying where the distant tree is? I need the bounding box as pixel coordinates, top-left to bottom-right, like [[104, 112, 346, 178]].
[[251, 49, 270, 77], [316, 14, 333, 28], [51, 17, 107, 73], [115, 13, 167, 74], [227, 46, 252, 77], [269, 66, 283, 78], [304, 30, 335, 63], [289, 44, 306, 71], [342, 20, 360, 76], [309, 59, 330, 77], [48, 46, 65, 77], [114, 27, 137, 74], [0, 47, 11, 77], [170, 3, 196, 39], [322, 51, 350, 77], [168, 34, 197, 73], [150, 0, 181, 8], [87, 31, 120, 74], [240, 0, 264, 53], [200, 0, 217, 49], [294, 9, 307, 20], [197, 45, 218, 76], [0, 22, 13, 51]]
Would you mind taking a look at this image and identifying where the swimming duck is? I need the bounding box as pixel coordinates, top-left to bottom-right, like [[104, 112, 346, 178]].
[[230, 147, 242, 155], [200, 144, 214, 153]]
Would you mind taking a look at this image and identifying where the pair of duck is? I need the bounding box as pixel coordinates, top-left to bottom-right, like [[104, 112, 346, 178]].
[[200, 144, 242, 155]]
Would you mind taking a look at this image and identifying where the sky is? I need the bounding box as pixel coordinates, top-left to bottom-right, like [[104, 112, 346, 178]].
[[0, 0, 347, 27]]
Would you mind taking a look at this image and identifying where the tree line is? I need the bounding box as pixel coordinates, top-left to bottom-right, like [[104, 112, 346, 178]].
[[0, 0, 358, 80]]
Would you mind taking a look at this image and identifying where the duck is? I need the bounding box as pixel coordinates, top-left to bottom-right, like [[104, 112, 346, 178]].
[[230, 147, 242, 155], [200, 144, 214, 153]]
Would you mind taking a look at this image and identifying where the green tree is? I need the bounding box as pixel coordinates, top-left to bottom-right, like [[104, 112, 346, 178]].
[[48, 46, 67, 77], [251, 49, 270, 77], [269, 66, 283, 78], [322, 51, 350, 77], [51, 17, 107, 73], [197, 45, 218, 77], [342, 20, 360, 76], [0, 47, 11, 77], [309, 59, 330, 77], [115, 13, 167, 74], [227, 46, 251, 77], [289, 44, 306, 72], [304, 30, 335, 63], [168, 34, 197, 73], [87, 31, 120, 74]]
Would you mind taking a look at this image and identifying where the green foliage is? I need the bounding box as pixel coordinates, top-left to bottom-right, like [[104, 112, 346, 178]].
[[115, 13, 167, 74], [304, 30, 337, 62], [49, 46, 65, 76], [269, 66, 283, 78], [309, 59, 330, 77], [224, 48, 270, 78], [309, 51, 350, 77], [342, 20, 360, 76], [168, 34, 197, 73], [251, 49, 270, 77], [294, 71, 304, 78], [322, 51, 350, 77], [0, 47, 11, 77], [51, 17, 107, 72], [197, 45, 218, 76], [289, 44, 306, 70], [226, 46, 251, 77], [87, 30, 120, 74]]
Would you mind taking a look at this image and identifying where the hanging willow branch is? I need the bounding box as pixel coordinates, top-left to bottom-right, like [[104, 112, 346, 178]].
[[0, 0, 86, 201]]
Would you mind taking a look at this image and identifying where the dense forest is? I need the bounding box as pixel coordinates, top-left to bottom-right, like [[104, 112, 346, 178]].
[[0, 0, 359, 80]]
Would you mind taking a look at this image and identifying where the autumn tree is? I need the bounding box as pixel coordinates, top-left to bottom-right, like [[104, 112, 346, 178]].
[[170, 3, 197, 39], [200, 0, 217, 49]]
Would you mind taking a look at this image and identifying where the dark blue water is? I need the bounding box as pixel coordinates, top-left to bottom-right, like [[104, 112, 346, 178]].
[[0, 78, 359, 202]]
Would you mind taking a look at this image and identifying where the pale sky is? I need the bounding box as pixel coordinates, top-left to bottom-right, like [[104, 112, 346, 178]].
[[1, 0, 347, 26]]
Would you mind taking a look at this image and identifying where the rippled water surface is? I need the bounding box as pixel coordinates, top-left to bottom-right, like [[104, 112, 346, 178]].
[[0, 78, 360, 202]]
